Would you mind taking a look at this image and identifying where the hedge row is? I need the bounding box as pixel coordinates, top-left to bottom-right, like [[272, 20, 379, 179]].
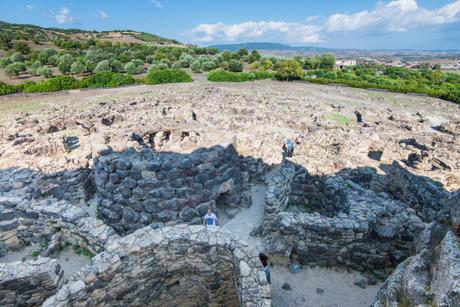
[[207, 70, 274, 82], [0, 70, 193, 96]]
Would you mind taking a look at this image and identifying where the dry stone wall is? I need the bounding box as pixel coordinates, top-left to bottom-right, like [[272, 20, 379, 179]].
[[43, 225, 271, 307], [265, 162, 426, 273], [0, 257, 62, 307], [94, 145, 243, 234]]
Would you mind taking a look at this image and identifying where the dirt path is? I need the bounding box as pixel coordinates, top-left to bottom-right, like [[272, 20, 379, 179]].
[[221, 183, 266, 251]]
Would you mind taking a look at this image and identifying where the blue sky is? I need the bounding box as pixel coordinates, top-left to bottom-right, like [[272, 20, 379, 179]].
[[1, 0, 460, 49]]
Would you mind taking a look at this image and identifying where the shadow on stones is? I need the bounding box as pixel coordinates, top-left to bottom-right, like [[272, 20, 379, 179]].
[[1, 145, 458, 276]]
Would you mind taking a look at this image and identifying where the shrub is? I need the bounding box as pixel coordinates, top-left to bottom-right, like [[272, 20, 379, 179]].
[[81, 72, 135, 88], [37, 66, 53, 78], [10, 52, 24, 63], [85, 60, 96, 73], [148, 63, 169, 72], [253, 70, 274, 80], [22, 76, 80, 93], [58, 54, 74, 74], [94, 60, 112, 73], [110, 59, 124, 73], [201, 61, 216, 72], [159, 58, 171, 67], [0, 58, 12, 68], [0, 81, 21, 95], [70, 61, 86, 75], [5, 62, 26, 77], [178, 54, 193, 68], [208, 70, 274, 82], [47, 55, 58, 66], [124, 61, 143, 75], [228, 59, 243, 72], [171, 62, 182, 69], [275, 60, 304, 81], [146, 68, 192, 85], [145, 55, 155, 64], [38, 48, 57, 64], [208, 70, 250, 82], [191, 60, 201, 73], [27, 67, 38, 76]]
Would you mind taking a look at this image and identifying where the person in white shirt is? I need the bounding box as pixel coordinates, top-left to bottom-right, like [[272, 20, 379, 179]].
[[203, 208, 219, 228]]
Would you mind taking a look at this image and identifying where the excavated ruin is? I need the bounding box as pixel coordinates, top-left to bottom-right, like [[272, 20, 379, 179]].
[[1, 81, 460, 306]]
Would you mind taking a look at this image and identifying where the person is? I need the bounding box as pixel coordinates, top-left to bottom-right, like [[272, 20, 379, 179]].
[[259, 253, 271, 284], [203, 208, 219, 228], [286, 139, 294, 157], [295, 132, 305, 145]]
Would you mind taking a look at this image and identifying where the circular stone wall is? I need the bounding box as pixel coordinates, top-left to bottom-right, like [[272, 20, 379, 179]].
[[43, 225, 271, 307], [94, 145, 243, 235]]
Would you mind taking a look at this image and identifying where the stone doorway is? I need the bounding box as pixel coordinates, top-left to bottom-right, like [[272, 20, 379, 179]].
[[215, 192, 231, 225]]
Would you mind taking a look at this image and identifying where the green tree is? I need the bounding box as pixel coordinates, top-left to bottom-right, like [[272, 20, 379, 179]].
[[248, 50, 261, 63], [110, 59, 124, 73], [238, 48, 249, 57], [94, 60, 112, 73], [304, 56, 321, 69], [58, 54, 74, 74], [5, 62, 26, 77], [228, 59, 243, 72], [37, 66, 53, 78], [47, 55, 58, 66], [319, 54, 336, 70], [70, 61, 86, 75], [10, 52, 24, 63], [191, 60, 201, 73], [275, 60, 304, 81], [201, 61, 216, 72], [85, 60, 96, 73]]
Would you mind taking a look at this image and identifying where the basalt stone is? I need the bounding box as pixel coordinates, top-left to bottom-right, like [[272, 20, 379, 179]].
[[115, 160, 131, 170], [162, 188, 176, 200], [137, 179, 162, 189], [143, 200, 164, 213], [180, 208, 197, 222], [122, 177, 137, 189], [147, 162, 161, 171], [122, 207, 139, 224]]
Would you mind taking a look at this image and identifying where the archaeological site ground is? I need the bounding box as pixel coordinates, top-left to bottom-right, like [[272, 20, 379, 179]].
[[0, 80, 459, 306]]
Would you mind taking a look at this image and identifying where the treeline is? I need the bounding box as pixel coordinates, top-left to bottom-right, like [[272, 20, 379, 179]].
[[304, 65, 460, 104]]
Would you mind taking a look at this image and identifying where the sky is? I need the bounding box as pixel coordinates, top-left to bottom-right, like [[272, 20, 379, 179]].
[[1, 0, 460, 50]]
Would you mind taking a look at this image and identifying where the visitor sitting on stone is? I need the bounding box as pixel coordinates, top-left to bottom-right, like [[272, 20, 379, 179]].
[[259, 253, 271, 284], [203, 208, 219, 228]]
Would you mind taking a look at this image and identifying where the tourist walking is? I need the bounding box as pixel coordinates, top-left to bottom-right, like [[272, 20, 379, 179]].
[[259, 253, 271, 284], [203, 208, 219, 229]]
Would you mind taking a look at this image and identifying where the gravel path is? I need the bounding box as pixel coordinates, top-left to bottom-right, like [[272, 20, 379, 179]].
[[271, 266, 380, 307], [221, 183, 266, 251]]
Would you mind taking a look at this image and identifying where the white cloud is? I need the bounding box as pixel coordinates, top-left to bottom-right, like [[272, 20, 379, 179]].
[[152, 0, 162, 8], [188, 0, 460, 44], [26, 4, 33, 10], [97, 10, 108, 20], [189, 21, 322, 44], [55, 7, 74, 24], [326, 0, 460, 33]]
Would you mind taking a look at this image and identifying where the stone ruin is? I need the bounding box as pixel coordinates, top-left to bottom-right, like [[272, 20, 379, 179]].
[[1, 143, 459, 306], [94, 145, 245, 235]]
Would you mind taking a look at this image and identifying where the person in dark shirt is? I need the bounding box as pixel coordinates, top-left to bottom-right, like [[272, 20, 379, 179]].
[[259, 253, 271, 284]]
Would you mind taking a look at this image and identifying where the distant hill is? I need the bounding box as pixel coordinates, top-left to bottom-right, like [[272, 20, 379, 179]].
[[208, 42, 333, 52], [0, 20, 181, 46]]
